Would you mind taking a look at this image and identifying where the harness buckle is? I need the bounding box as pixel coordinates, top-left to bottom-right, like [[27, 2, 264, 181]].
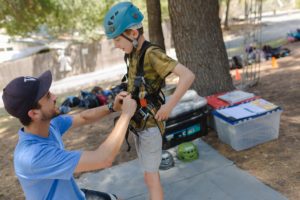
[[138, 108, 149, 120], [141, 76, 146, 84]]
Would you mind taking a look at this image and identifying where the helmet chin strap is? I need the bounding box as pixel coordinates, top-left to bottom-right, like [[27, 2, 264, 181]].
[[121, 32, 140, 49]]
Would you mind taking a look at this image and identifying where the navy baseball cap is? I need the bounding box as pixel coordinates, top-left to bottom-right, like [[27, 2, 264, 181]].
[[2, 70, 52, 119]]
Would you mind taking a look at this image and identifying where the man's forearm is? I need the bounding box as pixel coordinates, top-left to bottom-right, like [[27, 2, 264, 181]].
[[81, 104, 111, 120], [72, 104, 112, 128], [75, 113, 131, 173], [96, 113, 131, 161]]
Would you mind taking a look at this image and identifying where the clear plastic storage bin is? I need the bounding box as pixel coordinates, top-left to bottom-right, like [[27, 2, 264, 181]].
[[213, 109, 282, 151]]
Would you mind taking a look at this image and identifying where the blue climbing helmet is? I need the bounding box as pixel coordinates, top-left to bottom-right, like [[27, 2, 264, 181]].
[[104, 2, 144, 39]]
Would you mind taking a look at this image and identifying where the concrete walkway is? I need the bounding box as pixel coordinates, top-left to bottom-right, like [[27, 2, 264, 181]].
[[76, 139, 287, 200]]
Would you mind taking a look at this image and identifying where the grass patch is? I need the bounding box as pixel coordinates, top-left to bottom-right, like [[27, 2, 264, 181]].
[[227, 46, 244, 57], [226, 38, 288, 57], [263, 38, 287, 47]]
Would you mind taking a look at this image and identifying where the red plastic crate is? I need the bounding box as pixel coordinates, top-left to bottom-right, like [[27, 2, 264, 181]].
[[206, 92, 259, 109]]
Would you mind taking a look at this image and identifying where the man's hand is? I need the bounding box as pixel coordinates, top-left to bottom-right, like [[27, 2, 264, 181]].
[[113, 91, 128, 111], [121, 94, 137, 117], [155, 103, 172, 121]]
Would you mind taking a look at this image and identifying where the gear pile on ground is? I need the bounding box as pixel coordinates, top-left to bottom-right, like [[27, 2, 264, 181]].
[[59, 83, 127, 114]]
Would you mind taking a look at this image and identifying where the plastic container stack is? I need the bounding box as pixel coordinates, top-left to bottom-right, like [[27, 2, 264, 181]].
[[213, 98, 282, 151]]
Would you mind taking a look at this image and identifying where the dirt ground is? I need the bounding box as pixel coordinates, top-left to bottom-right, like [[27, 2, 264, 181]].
[[0, 41, 299, 200]]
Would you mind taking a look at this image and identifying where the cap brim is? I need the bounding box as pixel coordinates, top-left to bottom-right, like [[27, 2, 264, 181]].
[[36, 70, 52, 101]]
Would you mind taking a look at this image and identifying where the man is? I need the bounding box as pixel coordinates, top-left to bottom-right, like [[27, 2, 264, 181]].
[[2, 70, 136, 200]]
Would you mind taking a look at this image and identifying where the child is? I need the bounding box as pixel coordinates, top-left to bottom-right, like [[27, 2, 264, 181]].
[[104, 2, 195, 200]]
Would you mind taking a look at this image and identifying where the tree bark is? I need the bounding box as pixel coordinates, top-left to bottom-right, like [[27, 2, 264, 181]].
[[146, 0, 166, 49], [168, 0, 234, 96]]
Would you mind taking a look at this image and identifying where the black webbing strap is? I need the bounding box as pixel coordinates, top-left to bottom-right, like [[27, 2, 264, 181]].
[[125, 125, 139, 152], [123, 41, 152, 83], [136, 41, 151, 77]]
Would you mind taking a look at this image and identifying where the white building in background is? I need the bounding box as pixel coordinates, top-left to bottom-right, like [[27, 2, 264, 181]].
[[0, 34, 14, 52], [0, 32, 50, 63]]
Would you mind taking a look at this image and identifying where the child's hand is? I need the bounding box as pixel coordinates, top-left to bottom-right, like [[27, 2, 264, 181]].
[[155, 104, 172, 121]]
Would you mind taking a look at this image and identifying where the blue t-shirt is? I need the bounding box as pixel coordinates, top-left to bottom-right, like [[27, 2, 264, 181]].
[[14, 115, 84, 200]]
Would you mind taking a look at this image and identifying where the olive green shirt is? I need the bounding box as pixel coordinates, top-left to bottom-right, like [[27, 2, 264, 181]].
[[127, 44, 178, 131]]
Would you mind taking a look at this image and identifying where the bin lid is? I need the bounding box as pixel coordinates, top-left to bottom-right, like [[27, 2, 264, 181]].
[[218, 90, 255, 105], [213, 99, 281, 124]]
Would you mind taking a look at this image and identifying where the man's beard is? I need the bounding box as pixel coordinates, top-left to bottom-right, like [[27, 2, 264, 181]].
[[41, 107, 60, 121]]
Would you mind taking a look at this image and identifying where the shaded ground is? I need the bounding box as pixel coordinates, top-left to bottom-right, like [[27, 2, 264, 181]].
[[203, 41, 300, 200], [0, 42, 299, 200]]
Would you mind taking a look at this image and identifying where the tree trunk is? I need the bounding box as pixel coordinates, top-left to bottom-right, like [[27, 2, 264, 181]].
[[224, 0, 231, 29], [245, 0, 249, 21], [168, 0, 234, 96], [146, 0, 166, 49]]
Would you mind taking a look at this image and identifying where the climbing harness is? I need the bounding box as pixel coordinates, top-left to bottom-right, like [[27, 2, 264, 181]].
[[123, 41, 166, 151]]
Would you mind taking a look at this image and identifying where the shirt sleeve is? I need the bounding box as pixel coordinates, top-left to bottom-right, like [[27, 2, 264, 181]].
[[51, 115, 73, 136], [147, 48, 178, 78], [28, 144, 82, 180]]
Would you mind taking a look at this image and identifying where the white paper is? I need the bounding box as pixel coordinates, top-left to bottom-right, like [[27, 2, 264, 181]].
[[217, 106, 257, 119], [216, 99, 278, 120], [239, 103, 267, 114], [218, 90, 255, 104]]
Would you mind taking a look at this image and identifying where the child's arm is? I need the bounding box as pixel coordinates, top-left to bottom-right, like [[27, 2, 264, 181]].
[[155, 63, 195, 121]]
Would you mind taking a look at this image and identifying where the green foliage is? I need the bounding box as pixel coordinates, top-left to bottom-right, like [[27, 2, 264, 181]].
[[0, 0, 171, 41], [131, 0, 147, 26], [160, 0, 169, 20], [297, 0, 300, 8], [0, 0, 114, 41], [130, 0, 169, 27]]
